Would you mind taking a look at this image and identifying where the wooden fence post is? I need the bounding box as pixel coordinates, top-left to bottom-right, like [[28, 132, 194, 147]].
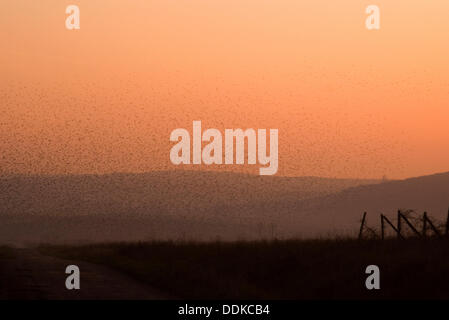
[[424, 213, 441, 237], [397, 210, 402, 239], [381, 213, 404, 240], [398, 212, 421, 237], [359, 212, 367, 240], [422, 212, 427, 237]]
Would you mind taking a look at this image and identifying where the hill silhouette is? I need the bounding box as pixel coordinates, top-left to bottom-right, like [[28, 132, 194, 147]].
[[281, 171, 449, 237], [1, 170, 448, 244], [0, 171, 377, 244]]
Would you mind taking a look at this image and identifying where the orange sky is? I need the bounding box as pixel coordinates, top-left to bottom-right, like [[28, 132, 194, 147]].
[[1, 0, 448, 179]]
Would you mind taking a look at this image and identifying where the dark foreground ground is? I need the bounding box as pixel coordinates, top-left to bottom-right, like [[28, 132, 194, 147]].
[[0, 246, 167, 299], [2, 238, 449, 299]]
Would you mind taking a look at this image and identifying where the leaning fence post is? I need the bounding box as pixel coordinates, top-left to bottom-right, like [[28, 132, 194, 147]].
[[359, 212, 367, 240], [422, 212, 427, 237], [424, 213, 442, 237], [397, 210, 402, 239], [398, 212, 421, 237], [382, 213, 404, 240]]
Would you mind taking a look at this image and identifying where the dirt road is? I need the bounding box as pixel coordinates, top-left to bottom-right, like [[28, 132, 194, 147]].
[[0, 247, 168, 300]]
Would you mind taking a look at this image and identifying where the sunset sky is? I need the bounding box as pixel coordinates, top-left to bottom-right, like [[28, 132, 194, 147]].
[[1, 0, 448, 179]]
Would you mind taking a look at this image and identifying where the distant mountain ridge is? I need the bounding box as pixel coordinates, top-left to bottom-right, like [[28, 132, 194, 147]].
[[278, 171, 449, 238], [1, 170, 448, 243], [0, 171, 379, 217], [0, 171, 378, 244]]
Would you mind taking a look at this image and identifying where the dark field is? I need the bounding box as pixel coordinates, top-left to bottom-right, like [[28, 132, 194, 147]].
[[39, 238, 449, 300]]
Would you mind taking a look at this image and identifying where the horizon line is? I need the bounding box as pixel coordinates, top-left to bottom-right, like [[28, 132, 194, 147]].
[[1, 169, 448, 181]]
